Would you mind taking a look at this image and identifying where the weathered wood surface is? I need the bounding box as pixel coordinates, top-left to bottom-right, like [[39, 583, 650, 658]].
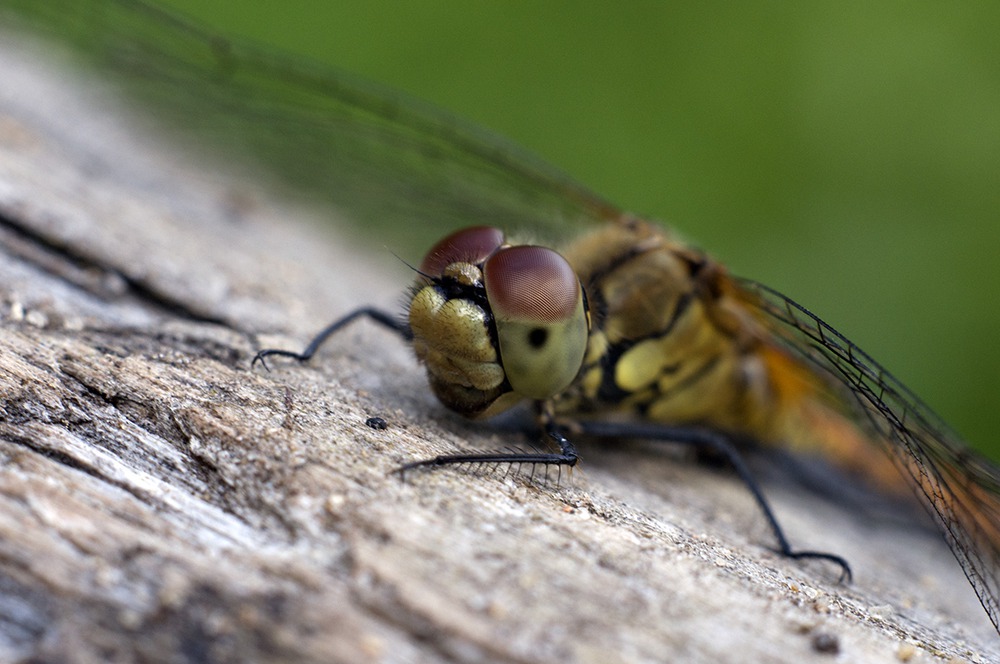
[[0, 35, 996, 664]]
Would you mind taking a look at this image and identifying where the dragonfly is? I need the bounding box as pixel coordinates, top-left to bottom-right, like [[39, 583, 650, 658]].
[[7, 0, 999, 636]]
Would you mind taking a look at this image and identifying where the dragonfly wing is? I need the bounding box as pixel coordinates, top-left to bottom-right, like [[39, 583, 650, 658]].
[[738, 278, 1000, 632], [1, 0, 620, 252]]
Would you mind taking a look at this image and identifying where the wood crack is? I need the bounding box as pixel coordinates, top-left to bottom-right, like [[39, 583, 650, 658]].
[[0, 208, 229, 327]]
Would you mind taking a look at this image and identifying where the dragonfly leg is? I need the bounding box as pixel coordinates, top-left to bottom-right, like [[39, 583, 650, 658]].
[[575, 420, 852, 583], [394, 420, 578, 479], [252, 307, 409, 370]]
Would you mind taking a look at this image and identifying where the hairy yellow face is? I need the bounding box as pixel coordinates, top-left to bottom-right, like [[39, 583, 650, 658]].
[[408, 226, 589, 418]]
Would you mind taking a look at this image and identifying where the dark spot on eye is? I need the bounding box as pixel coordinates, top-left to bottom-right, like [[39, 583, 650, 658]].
[[528, 327, 548, 348]]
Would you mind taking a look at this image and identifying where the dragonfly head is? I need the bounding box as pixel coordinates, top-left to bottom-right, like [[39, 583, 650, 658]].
[[409, 226, 590, 418]]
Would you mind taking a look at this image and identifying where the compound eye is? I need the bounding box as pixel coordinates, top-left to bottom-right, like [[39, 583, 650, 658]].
[[419, 226, 505, 278], [483, 246, 589, 399]]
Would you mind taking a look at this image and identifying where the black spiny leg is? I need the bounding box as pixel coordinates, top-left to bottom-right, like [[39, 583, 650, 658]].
[[395, 417, 578, 480], [252, 307, 410, 370], [575, 420, 852, 582]]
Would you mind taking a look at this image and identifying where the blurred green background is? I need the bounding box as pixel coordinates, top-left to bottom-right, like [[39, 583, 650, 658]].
[[7, 1, 1000, 455]]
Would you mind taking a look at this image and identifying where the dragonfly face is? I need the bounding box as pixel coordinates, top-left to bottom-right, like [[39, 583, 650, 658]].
[[409, 226, 589, 418]]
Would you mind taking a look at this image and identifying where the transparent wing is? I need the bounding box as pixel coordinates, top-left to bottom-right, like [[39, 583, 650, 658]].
[[0, 0, 620, 253], [738, 278, 1000, 632]]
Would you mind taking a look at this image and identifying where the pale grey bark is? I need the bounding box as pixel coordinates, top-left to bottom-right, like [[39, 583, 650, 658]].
[[0, 35, 995, 664]]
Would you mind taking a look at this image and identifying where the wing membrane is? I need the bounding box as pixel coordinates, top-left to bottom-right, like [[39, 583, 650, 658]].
[[740, 278, 1000, 632], [0, 0, 619, 252]]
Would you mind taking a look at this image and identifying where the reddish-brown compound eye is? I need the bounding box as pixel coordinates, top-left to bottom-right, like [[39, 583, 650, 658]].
[[419, 226, 505, 278], [482, 246, 589, 399], [483, 246, 581, 323]]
